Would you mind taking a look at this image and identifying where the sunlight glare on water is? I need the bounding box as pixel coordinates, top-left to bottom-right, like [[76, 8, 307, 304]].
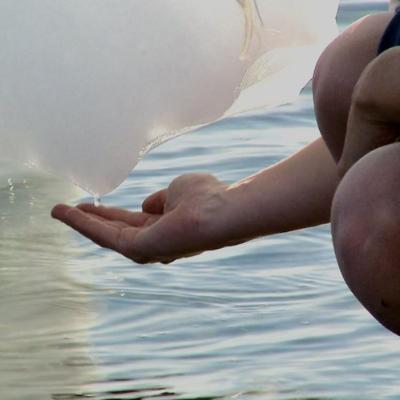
[[1, 2, 400, 400]]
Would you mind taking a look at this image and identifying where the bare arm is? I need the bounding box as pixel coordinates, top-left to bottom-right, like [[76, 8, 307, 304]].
[[52, 137, 339, 263], [219, 137, 339, 241]]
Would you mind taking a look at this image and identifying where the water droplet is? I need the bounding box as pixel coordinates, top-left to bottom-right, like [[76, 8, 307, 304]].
[[8, 178, 15, 204], [94, 196, 101, 207]]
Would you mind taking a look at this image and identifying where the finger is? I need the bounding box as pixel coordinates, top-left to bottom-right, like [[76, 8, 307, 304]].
[[52, 204, 73, 220], [84, 211, 132, 229], [132, 208, 198, 260], [142, 189, 167, 214], [53, 205, 135, 251], [77, 203, 154, 226], [90, 212, 160, 230]]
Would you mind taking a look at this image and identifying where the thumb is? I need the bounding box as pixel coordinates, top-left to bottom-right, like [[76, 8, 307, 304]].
[[142, 189, 167, 214]]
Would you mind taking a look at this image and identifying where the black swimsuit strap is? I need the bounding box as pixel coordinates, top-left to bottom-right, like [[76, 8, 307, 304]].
[[378, 8, 400, 55]]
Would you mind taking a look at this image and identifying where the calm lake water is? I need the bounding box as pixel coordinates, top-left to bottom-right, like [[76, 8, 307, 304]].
[[1, 1, 399, 399]]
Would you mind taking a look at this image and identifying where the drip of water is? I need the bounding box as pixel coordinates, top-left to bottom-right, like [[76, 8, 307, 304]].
[[94, 196, 101, 207], [8, 178, 15, 204]]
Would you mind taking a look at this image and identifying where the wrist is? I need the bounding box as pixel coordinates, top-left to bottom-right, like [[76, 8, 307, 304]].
[[198, 179, 260, 248]]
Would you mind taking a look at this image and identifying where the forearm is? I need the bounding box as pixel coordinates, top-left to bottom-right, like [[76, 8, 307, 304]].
[[216, 137, 340, 243]]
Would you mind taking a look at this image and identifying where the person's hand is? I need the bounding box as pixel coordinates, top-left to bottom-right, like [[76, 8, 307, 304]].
[[52, 173, 237, 264]]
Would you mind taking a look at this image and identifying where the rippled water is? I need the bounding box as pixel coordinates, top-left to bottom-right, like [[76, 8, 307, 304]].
[[1, 2, 400, 400]]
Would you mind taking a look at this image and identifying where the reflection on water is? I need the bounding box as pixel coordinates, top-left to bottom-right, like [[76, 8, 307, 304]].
[[1, 2, 400, 400], [0, 162, 97, 400]]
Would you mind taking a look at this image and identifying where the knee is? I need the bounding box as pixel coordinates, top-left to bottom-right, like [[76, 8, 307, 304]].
[[351, 47, 400, 122], [332, 144, 400, 335], [313, 13, 394, 161]]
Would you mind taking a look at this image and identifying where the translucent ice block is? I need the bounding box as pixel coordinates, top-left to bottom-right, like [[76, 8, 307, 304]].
[[0, 0, 339, 195]]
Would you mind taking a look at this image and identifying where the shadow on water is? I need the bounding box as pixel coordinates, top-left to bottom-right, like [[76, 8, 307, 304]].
[[53, 381, 331, 400], [53, 388, 334, 400], [0, 160, 98, 400]]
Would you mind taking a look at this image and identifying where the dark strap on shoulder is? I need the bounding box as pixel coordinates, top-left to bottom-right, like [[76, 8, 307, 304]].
[[378, 9, 400, 54]]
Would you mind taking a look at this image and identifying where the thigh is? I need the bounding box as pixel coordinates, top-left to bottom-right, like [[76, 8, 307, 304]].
[[332, 143, 400, 335], [313, 12, 394, 162]]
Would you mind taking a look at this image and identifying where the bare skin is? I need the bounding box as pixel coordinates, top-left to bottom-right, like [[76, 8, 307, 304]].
[[331, 45, 400, 335], [313, 12, 393, 161], [332, 144, 400, 335], [338, 47, 400, 176], [313, 12, 400, 335]]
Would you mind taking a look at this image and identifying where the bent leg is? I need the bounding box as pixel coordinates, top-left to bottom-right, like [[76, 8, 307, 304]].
[[313, 12, 394, 162], [338, 47, 400, 176], [332, 143, 400, 335]]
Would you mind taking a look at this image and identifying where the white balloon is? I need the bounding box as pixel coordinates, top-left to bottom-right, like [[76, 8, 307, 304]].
[[0, 0, 339, 196]]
